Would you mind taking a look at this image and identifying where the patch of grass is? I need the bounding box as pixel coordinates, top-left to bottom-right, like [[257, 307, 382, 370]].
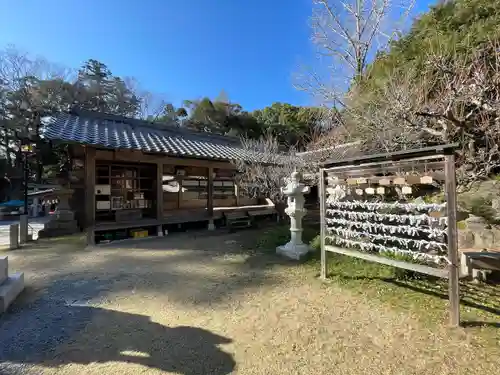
[[250, 224, 319, 252], [247, 224, 500, 342], [304, 253, 500, 342]]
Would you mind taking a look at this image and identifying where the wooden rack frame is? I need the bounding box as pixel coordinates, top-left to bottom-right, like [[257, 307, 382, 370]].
[[319, 143, 460, 327]]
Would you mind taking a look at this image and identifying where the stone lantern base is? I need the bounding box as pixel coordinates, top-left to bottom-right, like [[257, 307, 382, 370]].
[[276, 242, 310, 260]]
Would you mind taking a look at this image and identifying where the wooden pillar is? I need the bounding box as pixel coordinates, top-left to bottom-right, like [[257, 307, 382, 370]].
[[207, 167, 214, 228], [445, 153, 460, 327], [235, 183, 240, 206], [85, 147, 96, 246], [319, 168, 327, 280], [156, 162, 164, 220]]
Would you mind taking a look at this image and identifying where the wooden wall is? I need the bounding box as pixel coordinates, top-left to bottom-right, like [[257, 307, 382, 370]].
[[81, 147, 259, 230]]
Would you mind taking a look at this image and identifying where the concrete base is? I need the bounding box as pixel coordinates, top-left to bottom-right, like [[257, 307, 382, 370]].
[[0, 272, 25, 313], [157, 225, 164, 237], [276, 243, 310, 260], [208, 220, 216, 231]]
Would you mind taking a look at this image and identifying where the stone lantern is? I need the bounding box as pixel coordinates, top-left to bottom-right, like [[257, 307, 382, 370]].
[[276, 171, 311, 260]]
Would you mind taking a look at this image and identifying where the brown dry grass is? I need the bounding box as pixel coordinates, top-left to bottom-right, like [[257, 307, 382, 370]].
[[2, 230, 500, 375]]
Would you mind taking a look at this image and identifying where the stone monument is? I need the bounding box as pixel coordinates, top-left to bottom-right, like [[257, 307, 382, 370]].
[[0, 256, 25, 313], [276, 171, 311, 260], [38, 187, 78, 238]]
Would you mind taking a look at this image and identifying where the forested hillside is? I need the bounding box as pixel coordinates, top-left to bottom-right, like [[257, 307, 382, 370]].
[[339, 0, 500, 182]]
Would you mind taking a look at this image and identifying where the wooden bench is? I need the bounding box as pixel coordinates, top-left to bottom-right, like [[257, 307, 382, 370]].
[[224, 212, 251, 232], [460, 250, 500, 281], [247, 208, 277, 222]]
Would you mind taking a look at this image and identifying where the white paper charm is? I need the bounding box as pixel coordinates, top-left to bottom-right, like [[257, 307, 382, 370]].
[[402, 186, 412, 194], [420, 175, 433, 184]]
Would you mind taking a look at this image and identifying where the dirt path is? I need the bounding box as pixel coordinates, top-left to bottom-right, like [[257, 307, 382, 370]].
[[1, 232, 499, 375]]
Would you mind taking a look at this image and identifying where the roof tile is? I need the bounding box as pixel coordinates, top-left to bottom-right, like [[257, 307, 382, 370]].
[[43, 110, 255, 162]]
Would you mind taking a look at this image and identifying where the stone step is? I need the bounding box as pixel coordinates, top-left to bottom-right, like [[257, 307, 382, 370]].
[[0, 256, 7, 285], [0, 272, 24, 313]]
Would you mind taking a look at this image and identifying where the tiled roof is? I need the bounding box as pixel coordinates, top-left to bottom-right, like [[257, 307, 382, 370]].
[[43, 110, 256, 162]]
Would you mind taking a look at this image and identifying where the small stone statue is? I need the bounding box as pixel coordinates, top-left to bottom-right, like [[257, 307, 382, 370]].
[[276, 171, 311, 260]]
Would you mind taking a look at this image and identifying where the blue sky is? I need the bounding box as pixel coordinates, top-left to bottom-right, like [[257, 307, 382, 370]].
[[1, 0, 435, 111]]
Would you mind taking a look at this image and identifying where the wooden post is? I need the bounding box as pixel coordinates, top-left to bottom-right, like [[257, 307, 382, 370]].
[[319, 169, 327, 280], [156, 162, 164, 220], [85, 147, 96, 246], [445, 153, 460, 327], [235, 183, 240, 206], [207, 166, 214, 229], [207, 167, 214, 216]]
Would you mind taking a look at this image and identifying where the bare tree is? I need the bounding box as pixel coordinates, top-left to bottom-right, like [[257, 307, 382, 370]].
[[232, 133, 316, 218], [348, 40, 500, 184], [296, 0, 414, 106], [294, 0, 416, 145]]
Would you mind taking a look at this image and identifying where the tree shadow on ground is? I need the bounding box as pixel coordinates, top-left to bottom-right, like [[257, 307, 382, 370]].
[[2, 229, 301, 374], [0, 301, 234, 375]]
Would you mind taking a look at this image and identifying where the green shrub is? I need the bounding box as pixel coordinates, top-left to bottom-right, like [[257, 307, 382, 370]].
[[423, 193, 445, 204], [467, 196, 498, 223], [309, 234, 321, 251]]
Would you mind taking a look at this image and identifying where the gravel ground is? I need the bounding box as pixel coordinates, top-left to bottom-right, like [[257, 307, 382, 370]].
[[1, 231, 499, 375]]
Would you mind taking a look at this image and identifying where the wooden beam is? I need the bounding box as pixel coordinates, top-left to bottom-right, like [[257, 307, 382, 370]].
[[327, 172, 445, 185], [84, 147, 96, 246], [319, 169, 328, 280], [94, 149, 236, 170], [321, 143, 458, 168], [326, 162, 445, 178], [207, 167, 214, 216], [325, 245, 449, 278], [445, 153, 460, 327], [156, 162, 163, 220]]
